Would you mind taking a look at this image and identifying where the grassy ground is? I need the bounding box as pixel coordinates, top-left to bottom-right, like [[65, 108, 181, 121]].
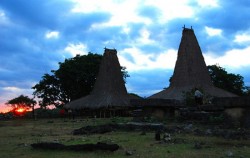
[[0, 117, 249, 158]]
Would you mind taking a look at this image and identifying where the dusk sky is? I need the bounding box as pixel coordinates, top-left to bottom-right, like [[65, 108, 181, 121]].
[[1, 0, 250, 112]]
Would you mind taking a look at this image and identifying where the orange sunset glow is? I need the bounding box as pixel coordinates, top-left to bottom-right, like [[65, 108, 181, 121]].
[[16, 108, 25, 113], [12, 107, 28, 116], [0, 105, 11, 113]]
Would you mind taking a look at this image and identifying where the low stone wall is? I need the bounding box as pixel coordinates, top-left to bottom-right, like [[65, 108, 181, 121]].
[[131, 99, 182, 120], [130, 97, 250, 128], [213, 96, 250, 107], [242, 108, 250, 128], [143, 107, 175, 120], [223, 107, 250, 128], [212, 96, 250, 128], [130, 99, 181, 107]]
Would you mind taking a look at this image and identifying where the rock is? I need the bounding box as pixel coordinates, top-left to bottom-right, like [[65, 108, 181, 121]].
[[193, 128, 204, 136], [225, 150, 233, 157], [17, 143, 28, 147], [125, 150, 134, 156], [155, 131, 161, 141], [184, 124, 193, 132], [163, 133, 171, 142], [172, 138, 186, 144], [205, 129, 212, 136], [73, 124, 113, 135], [73, 123, 165, 135], [194, 142, 202, 149], [31, 142, 119, 152], [140, 131, 146, 135], [31, 142, 65, 150]]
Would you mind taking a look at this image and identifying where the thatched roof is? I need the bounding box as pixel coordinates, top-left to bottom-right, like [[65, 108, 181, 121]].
[[150, 27, 237, 100], [65, 48, 131, 109]]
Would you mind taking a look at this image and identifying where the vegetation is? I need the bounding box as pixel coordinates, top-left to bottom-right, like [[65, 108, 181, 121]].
[[5, 95, 36, 117], [168, 64, 250, 96], [208, 64, 249, 96], [209, 114, 224, 123], [0, 118, 249, 158], [182, 88, 213, 106], [244, 86, 250, 96], [32, 53, 129, 109]]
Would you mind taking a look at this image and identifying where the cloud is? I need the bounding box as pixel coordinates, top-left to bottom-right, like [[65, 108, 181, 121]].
[[71, 0, 151, 27], [119, 47, 177, 71], [143, 0, 194, 23], [197, 0, 250, 33], [205, 26, 222, 36], [126, 69, 173, 97], [0, 85, 34, 112], [64, 42, 88, 56], [0, 0, 73, 29], [196, 0, 219, 8], [205, 46, 250, 69], [1, 0, 250, 112], [45, 31, 60, 39], [137, 28, 155, 45], [234, 31, 250, 44], [0, 9, 10, 25]]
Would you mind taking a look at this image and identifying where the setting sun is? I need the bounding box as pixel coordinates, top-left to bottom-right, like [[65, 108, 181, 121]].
[[13, 108, 27, 116], [16, 108, 25, 113]]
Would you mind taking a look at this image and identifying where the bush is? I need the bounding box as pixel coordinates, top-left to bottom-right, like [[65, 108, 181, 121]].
[[209, 114, 224, 123], [31, 108, 61, 118]]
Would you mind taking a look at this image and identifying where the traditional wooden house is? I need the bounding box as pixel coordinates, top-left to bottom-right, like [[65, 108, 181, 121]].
[[64, 48, 132, 117], [149, 27, 237, 101], [132, 27, 237, 120]]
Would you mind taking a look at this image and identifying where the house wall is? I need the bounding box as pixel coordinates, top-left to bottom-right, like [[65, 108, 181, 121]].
[[142, 107, 175, 120]]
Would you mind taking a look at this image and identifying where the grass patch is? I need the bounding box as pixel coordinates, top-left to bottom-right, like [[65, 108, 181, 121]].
[[0, 118, 249, 158]]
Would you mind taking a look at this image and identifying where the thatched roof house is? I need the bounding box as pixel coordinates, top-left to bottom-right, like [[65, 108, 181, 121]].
[[65, 48, 131, 110], [150, 27, 237, 100]]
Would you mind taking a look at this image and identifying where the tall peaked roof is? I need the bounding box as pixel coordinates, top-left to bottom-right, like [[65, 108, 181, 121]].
[[65, 48, 131, 109], [150, 27, 237, 100], [91, 48, 128, 96], [171, 28, 213, 87]]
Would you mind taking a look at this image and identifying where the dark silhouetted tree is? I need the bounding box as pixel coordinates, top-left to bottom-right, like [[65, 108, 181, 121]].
[[207, 65, 246, 96], [6, 95, 36, 117], [32, 73, 63, 108], [244, 86, 250, 96]]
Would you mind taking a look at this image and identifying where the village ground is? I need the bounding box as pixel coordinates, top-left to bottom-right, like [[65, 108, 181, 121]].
[[0, 117, 249, 158]]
